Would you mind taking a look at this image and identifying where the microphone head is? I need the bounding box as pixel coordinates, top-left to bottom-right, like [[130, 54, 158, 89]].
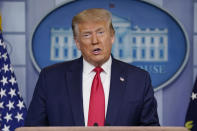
[[94, 123, 98, 126]]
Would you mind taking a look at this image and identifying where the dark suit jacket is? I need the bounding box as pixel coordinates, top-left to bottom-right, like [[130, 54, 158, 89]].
[[25, 57, 159, 126]]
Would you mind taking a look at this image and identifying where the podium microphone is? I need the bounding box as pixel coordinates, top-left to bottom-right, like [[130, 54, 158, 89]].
[[94, 123, 98, 126]]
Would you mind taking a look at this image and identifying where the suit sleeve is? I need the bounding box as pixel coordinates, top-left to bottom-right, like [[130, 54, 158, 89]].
[[139, 72, 160, 126], [25, 69, 49, 126]]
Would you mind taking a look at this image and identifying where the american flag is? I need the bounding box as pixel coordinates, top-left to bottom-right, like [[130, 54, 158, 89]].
[[185, 77, 197, 131], [0, 30, 27, 130]]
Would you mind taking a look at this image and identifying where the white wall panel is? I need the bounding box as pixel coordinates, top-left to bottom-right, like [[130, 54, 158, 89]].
[[194, 36, 197, 66], [3, 34, 26, 65], [194, 2, 197, 84], [55, 0, 73, 6], [194, 3, 197, 33], [0, 1, 25, 32], [154, 90, 163, 125], [194, 68, 197, 84]]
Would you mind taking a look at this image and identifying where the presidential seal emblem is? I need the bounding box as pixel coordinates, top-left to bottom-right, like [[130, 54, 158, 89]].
[[30, 0, 189, 91]]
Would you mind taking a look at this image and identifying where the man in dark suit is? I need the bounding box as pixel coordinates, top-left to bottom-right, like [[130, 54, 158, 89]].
[[25, 8, 159, 126]]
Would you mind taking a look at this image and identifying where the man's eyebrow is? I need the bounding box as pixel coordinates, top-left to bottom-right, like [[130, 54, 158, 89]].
[[81, 30, 92, 34], [96, 27, 104, 31], [80, 27, 105, 34]]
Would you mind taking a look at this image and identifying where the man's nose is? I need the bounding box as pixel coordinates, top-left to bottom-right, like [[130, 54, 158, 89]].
[[92, 33, 98, 44]]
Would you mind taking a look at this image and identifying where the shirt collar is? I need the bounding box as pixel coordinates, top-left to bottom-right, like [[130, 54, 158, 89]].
[[83, 56, 112, 75]]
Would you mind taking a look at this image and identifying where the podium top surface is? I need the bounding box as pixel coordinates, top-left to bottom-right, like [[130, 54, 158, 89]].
[[15, 126, 187, 131]]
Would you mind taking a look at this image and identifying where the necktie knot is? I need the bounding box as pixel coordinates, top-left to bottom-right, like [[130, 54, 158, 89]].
[[93, 67, 103, 74]]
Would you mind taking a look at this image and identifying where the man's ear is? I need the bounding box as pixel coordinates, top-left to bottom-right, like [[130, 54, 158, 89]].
[[111, 34, 115, 45], [74, 38, 81, 50]]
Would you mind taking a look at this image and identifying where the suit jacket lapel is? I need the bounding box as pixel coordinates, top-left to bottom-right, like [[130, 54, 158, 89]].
[[105, 58, 127, 125], [66, 57, 85, 126]]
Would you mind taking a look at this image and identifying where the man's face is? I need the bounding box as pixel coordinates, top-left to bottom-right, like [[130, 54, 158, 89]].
[[75, 21, 114, 67]]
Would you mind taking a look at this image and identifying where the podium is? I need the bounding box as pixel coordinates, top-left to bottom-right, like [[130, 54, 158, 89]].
[[15, 126, 187, 131]]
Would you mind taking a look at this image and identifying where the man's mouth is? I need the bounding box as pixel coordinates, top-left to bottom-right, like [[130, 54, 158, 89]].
[[92, 48, 101, 55]]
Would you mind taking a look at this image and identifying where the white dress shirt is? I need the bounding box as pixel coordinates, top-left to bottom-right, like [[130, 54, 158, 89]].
[[82, 56, 112, 126]]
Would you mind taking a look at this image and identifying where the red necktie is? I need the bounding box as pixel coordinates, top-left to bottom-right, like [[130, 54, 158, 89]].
[[88, 67, 105, 126]]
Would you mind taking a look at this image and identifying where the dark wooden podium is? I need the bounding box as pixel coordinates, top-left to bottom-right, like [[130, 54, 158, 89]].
[[15, 126, 187, 131]]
